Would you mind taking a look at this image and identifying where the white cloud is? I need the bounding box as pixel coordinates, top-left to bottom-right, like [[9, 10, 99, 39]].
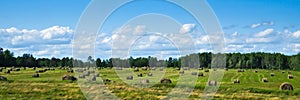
[[231, 32, 238, 37], [179, 24, 196, 34], [292, 31, 300, 38], [40, 26, 73, 39], [254, 28, 274, 37], [251, 23, 261, 28], [246, 37, 273, 43]]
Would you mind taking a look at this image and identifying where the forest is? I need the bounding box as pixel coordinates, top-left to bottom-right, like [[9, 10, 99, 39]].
[[0, 47, 300, 70]]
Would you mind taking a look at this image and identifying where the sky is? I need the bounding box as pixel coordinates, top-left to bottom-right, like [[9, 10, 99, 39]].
[[0, 0, 300, 59]]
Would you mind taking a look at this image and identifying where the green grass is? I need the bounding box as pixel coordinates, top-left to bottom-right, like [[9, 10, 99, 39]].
[[0, 68, 299, 99]]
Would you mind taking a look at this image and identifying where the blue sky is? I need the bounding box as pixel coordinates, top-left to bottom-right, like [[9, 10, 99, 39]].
[[0, 0, 300, 59]]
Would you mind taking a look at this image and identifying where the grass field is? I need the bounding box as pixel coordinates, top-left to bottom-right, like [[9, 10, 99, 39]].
[[0, 68, 299, 99]]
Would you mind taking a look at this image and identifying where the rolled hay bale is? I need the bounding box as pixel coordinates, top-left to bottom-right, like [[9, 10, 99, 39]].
[[140, 79, 150, 84], [148, 73, 153, 76], [183, 67, 189, 70], [14, 68, 20, 71], [262, 78, 268, 82], [159, 68, 164, 71], [270, 73, 275, 77], [280, 82, 293, 91], [175, 67, 180, 70], [84, 72, 90, 76], [204, 69, 209, 72], [0, 76, 8, 81], [254, 70, 258, 73], [160, 78, 172, 84], [198, 72, 204, 77], [103, 79, 111, 83], [126, 76, 133, 80], [151, 67, 156, 70], [91, 76, 96, 81], [94, 73, 100, 77], [134, 68, 139, 72], [137, 73, 143, 77], [179, 71, 184, 75], [78, 75, 85, 79], [36, 70, 45, 73], [237, 69, 244, 72], [198, 68, 203, 70], [32, 67, 36, 70], [288, 74, 294, 79], [233, 79, 240, 84], [5, 70, 10, 74], [142, 67, 148, 70], [282, 71, 285, 74], [224, 68, 228, 71], [67, 69, 74, 73], [208, 80, 217, 86], [191, 72, 197, 75], [62, 75, 77, 81], [32, 73, 39, 78]]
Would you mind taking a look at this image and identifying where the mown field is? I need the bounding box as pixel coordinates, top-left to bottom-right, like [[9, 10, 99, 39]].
[[0, 68, 299, 100]]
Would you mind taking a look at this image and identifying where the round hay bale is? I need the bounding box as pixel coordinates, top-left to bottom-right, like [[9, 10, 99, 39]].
[[159, 68, 164, 71], [0, 68, 2, 72], [151, 67, 156, 70], [160, 78, 172, 84], [224, 68, 228, 71], [32, 73, 39, 78], [62, 75, 77, 81], [237, 69, 244, 72], [198, 72, 204, 77], [103, 79, 111, 83], [204, 69, 209, 72], [233, 79, 240, 84], [198, 68, 203, 70], [179, 71, 184, 75], [5, 70, 10, 74], [134, 68, 139, 72], [137, 73, 143, 77], [280, 82, 293, 91], [148, 73, 153, 76], [262, 78, 268, 82], [183, 67, 189, 70], [91, 76, 96, 81], [282, 71, 285, 74], [79, 75, 85, 79], [208, 80, 217, 86], [0, 76, 7, 81], [175, 67, 180, 70], [94, 73, 100, 77], [288, 74, 294, 79], [140, 79, 150, 84], [270, 73, 275, 77], [126, 76, 133, 80], [14, 68, 20, 71], [142, 67, 148, 70], [191, 72, 197, 75], [67, 69, 74, 73], [254, 70, 258, 73], [32, 67, 36, 70]]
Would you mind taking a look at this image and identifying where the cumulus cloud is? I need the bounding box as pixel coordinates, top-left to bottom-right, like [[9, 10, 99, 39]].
[[40, 26, 73, 39], [292, 30, 300, 38], [0, 26, 73, 58], [250, 21, 274, 28], [254, 28, 274, 37], [179, 24, 196, 34]]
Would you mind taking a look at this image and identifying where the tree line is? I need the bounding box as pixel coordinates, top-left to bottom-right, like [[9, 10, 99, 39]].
[[0, 48, 299, 70]]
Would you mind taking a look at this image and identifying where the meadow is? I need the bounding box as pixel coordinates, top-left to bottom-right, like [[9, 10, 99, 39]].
[[0, 67, 299, 100]]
